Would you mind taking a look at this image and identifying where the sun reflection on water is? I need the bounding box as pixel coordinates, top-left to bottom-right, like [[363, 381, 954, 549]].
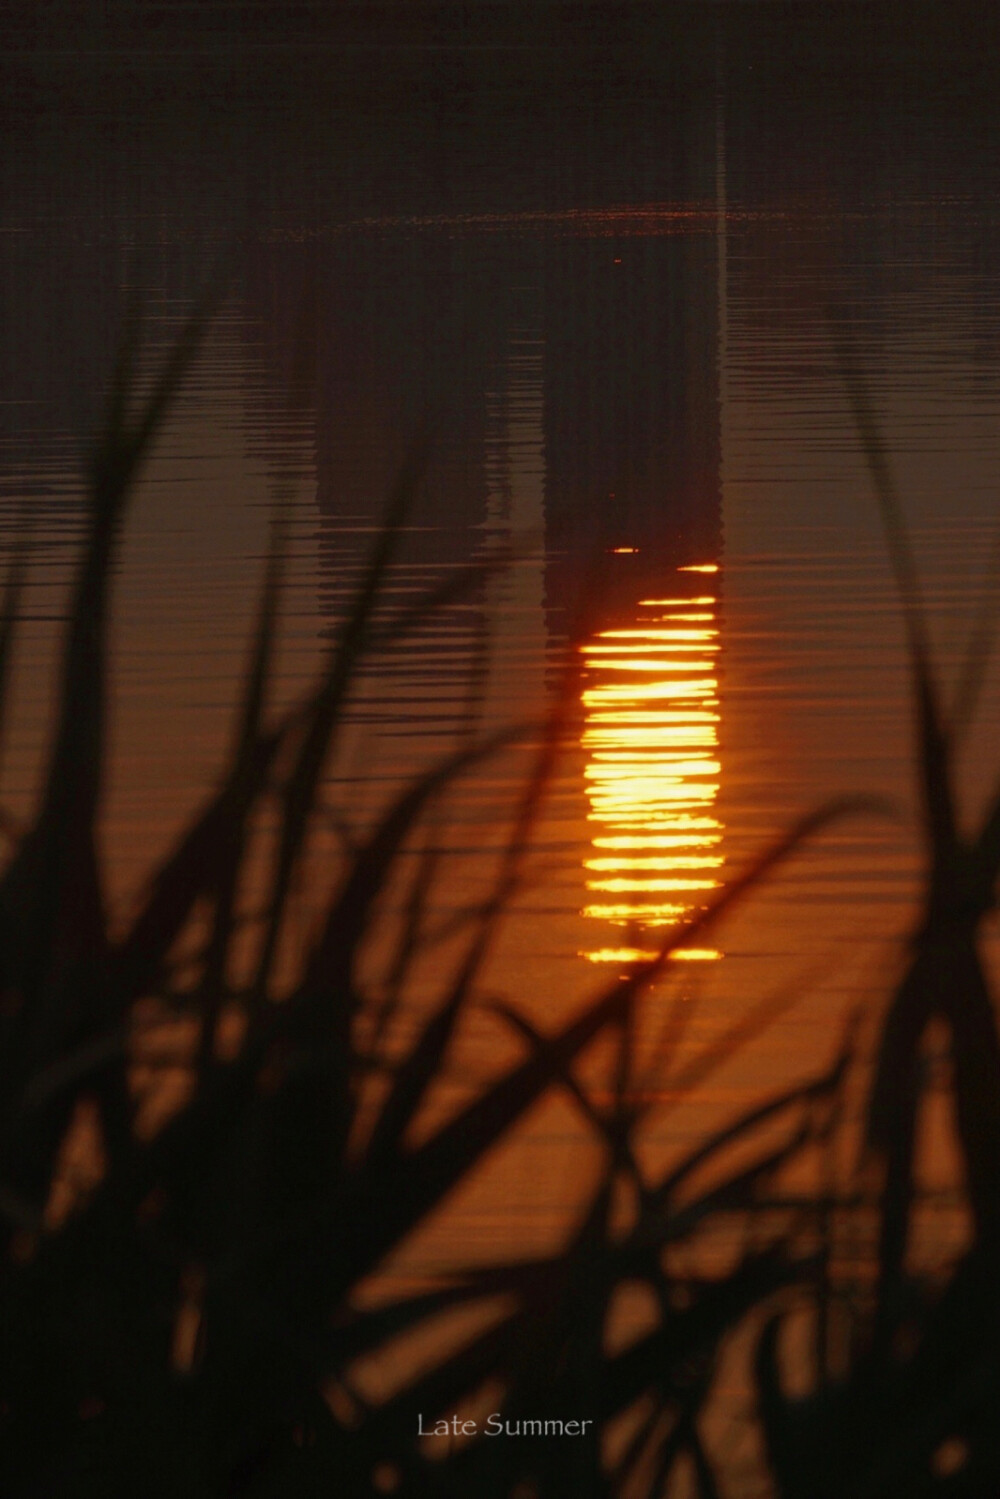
[[579, 573, 724, 965]]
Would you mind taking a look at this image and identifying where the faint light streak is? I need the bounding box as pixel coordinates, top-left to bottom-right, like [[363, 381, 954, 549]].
[[583, 682, 716, 703], [585, 855, 724, 870], [581, 947, 722, 965], [586, 877, 720, 893], [639, 596, 716, 607], [581, 661, 717, 676], [583, 903, 689, 922], [590, 629, 716, 641]]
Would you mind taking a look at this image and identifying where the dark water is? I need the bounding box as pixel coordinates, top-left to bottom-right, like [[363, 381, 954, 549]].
[[3, 3, 1000, 1261]]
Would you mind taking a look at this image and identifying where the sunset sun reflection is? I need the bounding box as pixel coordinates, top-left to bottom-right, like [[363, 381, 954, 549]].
[[579, 575, 723, 965]]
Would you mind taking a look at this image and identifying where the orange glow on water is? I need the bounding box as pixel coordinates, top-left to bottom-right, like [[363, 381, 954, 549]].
[[579, 573, 724, 965]]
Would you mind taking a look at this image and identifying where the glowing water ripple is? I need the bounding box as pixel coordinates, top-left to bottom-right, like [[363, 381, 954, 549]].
[[579, 571, 724, 965]]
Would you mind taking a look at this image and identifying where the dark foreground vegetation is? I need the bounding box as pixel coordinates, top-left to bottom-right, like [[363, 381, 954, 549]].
[[0, 303, 998, 1498]]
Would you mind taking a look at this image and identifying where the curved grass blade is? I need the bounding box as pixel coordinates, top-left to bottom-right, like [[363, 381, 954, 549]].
[[0, 519, 31, 784], [832, 325, 955, 857], [198, 511, 289, 1073], [252, 439, 428, 1002]]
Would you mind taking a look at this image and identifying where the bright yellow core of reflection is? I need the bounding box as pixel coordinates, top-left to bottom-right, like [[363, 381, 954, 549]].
[[579, 573, 723, 965]]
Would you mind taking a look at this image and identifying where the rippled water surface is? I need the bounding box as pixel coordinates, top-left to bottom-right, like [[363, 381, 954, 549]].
[[4, 4, 1000, 1260]]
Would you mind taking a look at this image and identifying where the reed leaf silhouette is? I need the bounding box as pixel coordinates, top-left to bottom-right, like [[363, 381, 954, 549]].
[[0, 301, 907, 1499], [755, 342, 1000, 1499]]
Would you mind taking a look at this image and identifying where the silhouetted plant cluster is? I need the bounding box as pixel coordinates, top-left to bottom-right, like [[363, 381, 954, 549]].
[[753, 352, 1000, 1499], [0, 304, 996, 1499]]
